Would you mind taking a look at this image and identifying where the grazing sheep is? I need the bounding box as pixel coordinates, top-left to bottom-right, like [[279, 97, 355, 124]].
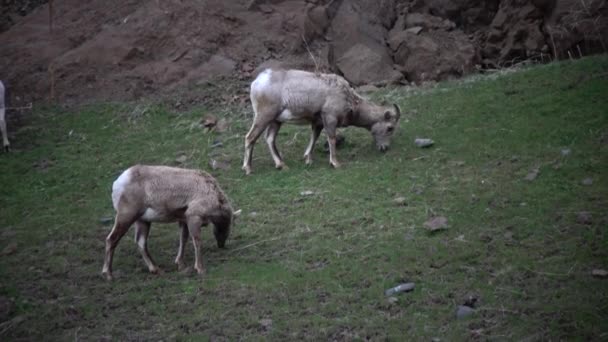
[[102, 165, 233, 280], [0, 80, 9, 152], [242, 69, 401, 174]]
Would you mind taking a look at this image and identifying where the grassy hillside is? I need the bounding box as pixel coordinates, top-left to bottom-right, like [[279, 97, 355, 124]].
[[0, 56, 607, 340]]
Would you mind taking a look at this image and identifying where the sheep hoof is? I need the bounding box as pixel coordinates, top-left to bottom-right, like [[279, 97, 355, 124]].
[[3, 145, 8, 153], [243, 165, 252, 175], [102, 271, 113, 281], [304, 155, 313, 166], [176, 261, 187, 271], [275, 163, 288, 170], [330, 161, 341, 169], [195, 267, 206, 276], [150, 267, 163, 275]]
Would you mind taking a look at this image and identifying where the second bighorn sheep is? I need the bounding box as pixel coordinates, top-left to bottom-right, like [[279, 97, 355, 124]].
[[242, 69, 401, 174], [0, 80, 9, 152], [102, 165, 233, 280]]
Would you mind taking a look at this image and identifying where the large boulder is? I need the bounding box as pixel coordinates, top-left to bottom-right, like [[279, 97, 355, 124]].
[[483, 0, 547, 63], [327, 0, 403, 85], [388, 12, 478, 83]]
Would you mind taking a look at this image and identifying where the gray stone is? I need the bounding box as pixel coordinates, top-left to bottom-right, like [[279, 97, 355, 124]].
[[456, 305, 475, 319], [384, 282, 415, 296], [414, 138, 434, 148]]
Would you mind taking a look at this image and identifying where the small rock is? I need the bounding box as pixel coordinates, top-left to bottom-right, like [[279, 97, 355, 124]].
[[456, 305, 475, 319], [201, 115, 218, 130], [99, 217, 114, 225], [393, 197, 407, 206], [259, 318, 273, 330], [215, 118, 229, 133], [414, 138, 434, 148], [576, 211, 593, 225], [300, 190, 315, 196], [510, 155, 519, 163], [248, 211, 258, 218], [591, 269, 608, 278], [524, 167, 540, 181], [175, 154, 188, 164], [424, 216, 448, 232], [560, 148, 571, 156], [209, 159, 230, 171], [1, 243, 17, 256], [385, 282, 415, 296], [581, 177, 593, 186], [462, 293, 479, 308], [387, 296, 399, 304]]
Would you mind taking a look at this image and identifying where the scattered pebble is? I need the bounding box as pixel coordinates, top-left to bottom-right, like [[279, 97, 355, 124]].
[[424, 216, 448, 232], [524, 167, 540, 181], [215, 118, 229, 133], [99, 217, 114, 225], [385, 282, 415, 296], [510, 155, 519, 163], [560, 148, 571, 156], [576, 211, 593, 225], [259, 318, 273, 330], [581, 177, 593, 186], [202, 115, 217, 130], [175, 154, 188, 164], [456, 305, 475, 319], [248, 211, 258, 218], [393, 197, 407, 206], [592, 269, 608, 278], [300, 190, 315, 196], [414, 138, 434, 148], [209, 159, 230, 171], [387, 296, 399, 304]]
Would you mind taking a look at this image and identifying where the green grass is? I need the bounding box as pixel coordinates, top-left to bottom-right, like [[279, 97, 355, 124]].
[[1, 55, 607, 340]]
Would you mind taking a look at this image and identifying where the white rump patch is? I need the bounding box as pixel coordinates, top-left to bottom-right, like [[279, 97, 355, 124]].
[[252, 69, 271, 92], [111, 168, 132, 210]]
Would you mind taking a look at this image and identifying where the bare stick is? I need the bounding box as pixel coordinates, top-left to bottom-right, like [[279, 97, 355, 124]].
[[301, 34, 319, 74]]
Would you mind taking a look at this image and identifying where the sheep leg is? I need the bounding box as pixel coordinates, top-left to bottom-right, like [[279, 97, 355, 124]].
[[134, 220, 161, 274], [242, 116, 274, 175], [265, 121, 286, 170], [102, 211, 138, 280], [0, 106, 8, 152], [175, 222, 189, 270], [187, 216, 206, 275], [322, 117, 341, 168], [303, 123, 323, 165]]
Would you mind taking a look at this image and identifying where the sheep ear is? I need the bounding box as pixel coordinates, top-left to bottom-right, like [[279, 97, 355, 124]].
[[393, 104, 401, 120]]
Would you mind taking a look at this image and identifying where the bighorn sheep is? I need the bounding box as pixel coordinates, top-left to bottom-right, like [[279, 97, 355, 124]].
[[0, 80, 9, 152], [242, 69, 401, 174], [102, 165, 233, 280]]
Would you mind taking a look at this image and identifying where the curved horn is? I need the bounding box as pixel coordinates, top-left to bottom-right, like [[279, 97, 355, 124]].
[[393, 104, 401, 120]]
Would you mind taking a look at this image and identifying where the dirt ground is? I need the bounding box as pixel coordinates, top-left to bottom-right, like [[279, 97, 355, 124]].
[[0, 0, 606, 107]]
